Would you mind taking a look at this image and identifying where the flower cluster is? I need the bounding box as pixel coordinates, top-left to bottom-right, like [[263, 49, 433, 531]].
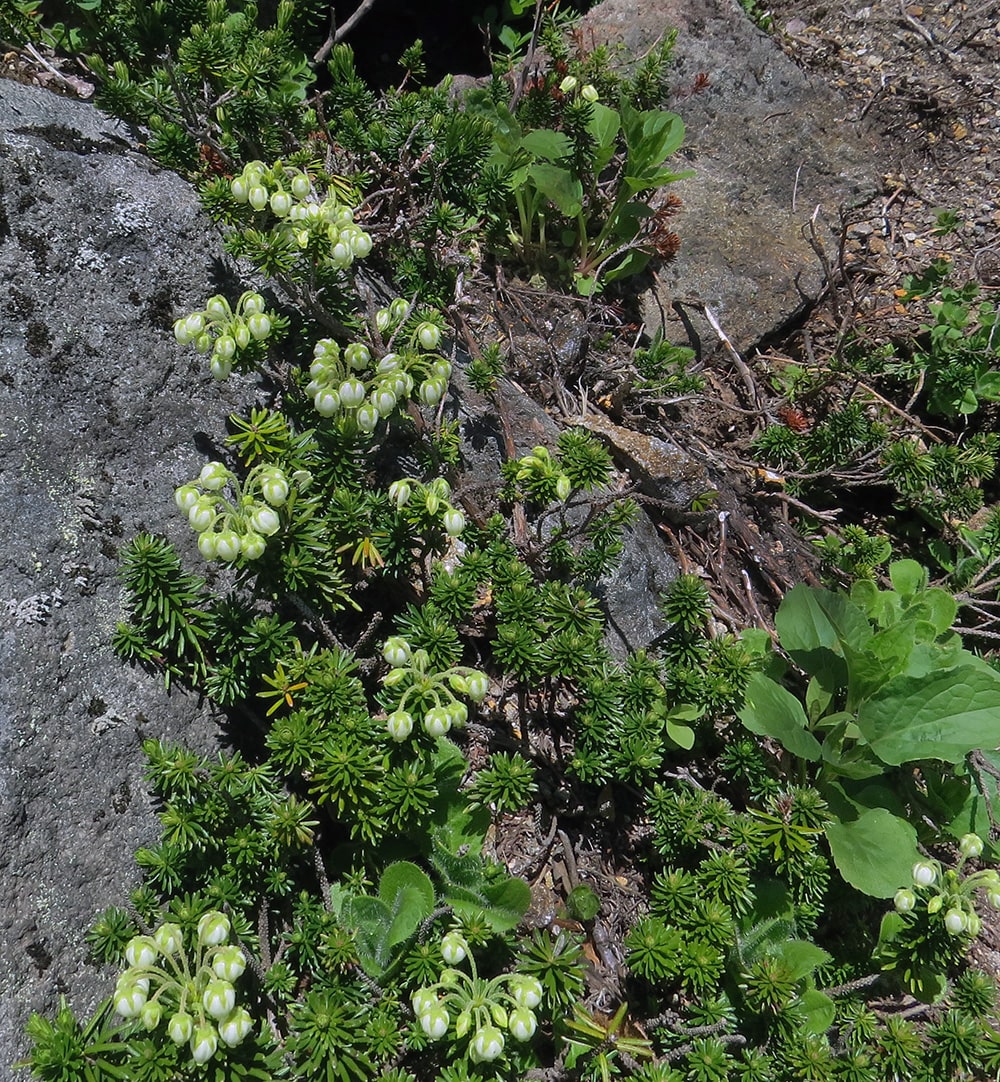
[[175, 460, 310, 562], [893, 835, 1000, 936], [381, 637, 489, 741], [389, 477, 465, 537], [173, 290, 277, 381], [558, 75, 599, 102], [112, 912, 253, 1066], [411, 933, 543, 1064], [512, 445, 573, 503], [304, 299, 450, 433], [230, 159, 373, 269]]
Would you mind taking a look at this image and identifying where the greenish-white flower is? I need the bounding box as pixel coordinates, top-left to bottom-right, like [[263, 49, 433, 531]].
[[190, 1023, 218, 1065], [218, 1007, 253, 1047], [198, 910, 231, 947], [167, 1011, 193, 1044]]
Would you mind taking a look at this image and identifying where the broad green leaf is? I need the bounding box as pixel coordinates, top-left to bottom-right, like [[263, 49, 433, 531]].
[[587, 102, 621, 171], [857, 665, 1000, 764], [480, 876, 532, 931], [665, 719, 695, 750], [603, 247, 651, 284], [825, 807, 919, 897], [623, 168, 694, 192], [805, 676, 832, 724], [624, 108, 685, 175], [738, 672, 822, 762], [773, 939, 831, 981], [379, 861, 435, 918], [889, 559, 927, 600], [775, 584, 871, 689], [911, 588, 958, 635], [798, 988, 837, 1036], [520, 128, 572, 162], [526, 163, 583, 217]]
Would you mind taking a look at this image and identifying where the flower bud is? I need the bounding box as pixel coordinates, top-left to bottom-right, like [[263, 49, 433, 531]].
[[215, 530, 242, 563], [198, 910, 231, 947], [893, 888, 917, 913], [251, 505, 281, 536], [927, 894, 943, 915], [153, 922, 183, 956], [344, 342, 371, 369], [383, 667, 409, 687], [174, 485, 200, 512], [203, 979, 236, 1020], [350, 232, 372, 258], [261, 473, 289, 507], [248, 185, 268, 211], [386, 710, 414, 742], [447, 700, 469, 728], [231, 176, 249, 202], [510, 975, 543, 1009], [241, 532, 266, 560], [944, 907, 968, 935], [420, 1005, 449, 1039], [188, 498, 217, 533], [125, 935, 158, 968], [509, 1007, 537, 1041], [389, 298, 410, 322], [375, 307, 392, 332], [140, 1000, 162, 1031], [190, 1023, 218, 1065], [218, 1007, 253, 1047], [314, 389, 342, 417], [430, 358, 453, 381], [556, 474, 572, 502], [248, 313, 271, 340], [113, 981, 148, 1018], [234, 324, 251, 349], [559, 75, 578, 93], [356, 403, 380, 433], [968, 911, 982, 937], [418, 378, 446, 407], [388, 480, 411, 510], [290, 173, 311, 199], [184, 312, 206, 338], [470, 1025, 505, 1062], [416, 322, 441, 350], [382, 636, 411, 665], [425, 492, 440, 516], [989, 890, 1000, 909], [214, 334, 237, 361], [411, 988, 437, 1017], [173, 318, 193, 345], [168, 1011, 193, 1044], [210, 356, 233, 381], [371, 387, 397, 417], [912, 861, 937, 888], [960, 833, 984, 859], [376, 352, 400, 374], [441, 931, 467, 965], [338, 378, 367, 408], [212, 945, 247, 982], [465, 671, 489, 703], [423, 706, 452, 737], [581, 83, 599, 102], [269, 190, 292, 216], [199, 461, 230, 491], [443, 508, 465, 537], [198, 531, 219, 560]]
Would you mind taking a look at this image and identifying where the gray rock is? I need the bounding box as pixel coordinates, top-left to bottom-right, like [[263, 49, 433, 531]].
[[0, 78, 255, 1076], [581, 0, 888, 352]]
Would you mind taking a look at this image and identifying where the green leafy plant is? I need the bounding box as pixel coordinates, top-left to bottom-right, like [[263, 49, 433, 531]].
[[738, 560, 1000, 901]]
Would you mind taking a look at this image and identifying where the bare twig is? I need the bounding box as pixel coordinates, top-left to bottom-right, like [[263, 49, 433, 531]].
[[702, 305, 761, 410]]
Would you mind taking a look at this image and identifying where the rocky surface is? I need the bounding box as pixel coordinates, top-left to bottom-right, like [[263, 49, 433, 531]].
[[0, 78, 258, 1074], [581, 0, 892, 353]]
